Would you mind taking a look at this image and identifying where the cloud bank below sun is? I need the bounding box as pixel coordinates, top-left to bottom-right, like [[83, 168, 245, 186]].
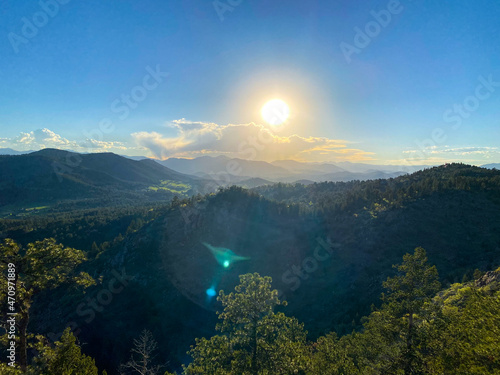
[[132, 119, 375, 162]]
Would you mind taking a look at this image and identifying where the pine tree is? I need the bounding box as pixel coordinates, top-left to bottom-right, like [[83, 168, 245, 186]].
[[184, 273, 309, 374], [379, 247, 441, 374], [90, 241, 100, 257], [310, 332, 358, 375], [33, 327, 99, 374], [0, 238, 95, 371]]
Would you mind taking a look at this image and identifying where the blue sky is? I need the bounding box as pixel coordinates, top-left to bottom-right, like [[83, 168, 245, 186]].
[[0, 0, 499, 165]]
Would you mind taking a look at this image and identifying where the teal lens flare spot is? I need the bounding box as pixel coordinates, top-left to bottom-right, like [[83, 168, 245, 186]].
[[206, 288, 216, 297], [202, 242, 250, 268]]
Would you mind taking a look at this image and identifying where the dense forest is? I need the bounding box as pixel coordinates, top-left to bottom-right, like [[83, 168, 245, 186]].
[[1, 163, 500, 373]]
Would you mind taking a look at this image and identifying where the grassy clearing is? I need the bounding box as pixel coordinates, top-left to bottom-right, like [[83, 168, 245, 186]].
[[148, 180, 191, 195]]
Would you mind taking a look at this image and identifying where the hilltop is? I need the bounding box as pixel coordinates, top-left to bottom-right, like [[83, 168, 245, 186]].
[[0, 149, 210, 213]]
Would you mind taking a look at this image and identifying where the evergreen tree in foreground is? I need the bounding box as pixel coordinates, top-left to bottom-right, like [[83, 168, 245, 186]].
[[0, 238, 95, 371], [381, 247, 441, 374], [184, 273, 309, 374], [32, 327, 99, 374], [351, 247, 441, 374]]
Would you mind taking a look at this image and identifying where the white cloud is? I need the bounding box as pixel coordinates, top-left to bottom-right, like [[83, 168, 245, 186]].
[[78, 139, 128, 151], [399, 145, 500, 165], [404, 145, 498, 156], [0, 128, 132, 154], [439, 146, 498, 155], [132, 120, 375, 162], [7, 128, 77, 150]]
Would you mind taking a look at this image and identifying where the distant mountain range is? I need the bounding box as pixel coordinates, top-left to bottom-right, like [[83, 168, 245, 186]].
[[157, 155, 428, 183], [483, 163, 500, 169], [0, 148, 34, 155]]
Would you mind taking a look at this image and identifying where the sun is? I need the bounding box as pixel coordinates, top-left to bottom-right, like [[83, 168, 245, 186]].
[[261, 99, 290, 126]]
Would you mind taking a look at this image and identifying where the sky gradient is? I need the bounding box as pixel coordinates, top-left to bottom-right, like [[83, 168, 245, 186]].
[[1, 0, 499, 165]]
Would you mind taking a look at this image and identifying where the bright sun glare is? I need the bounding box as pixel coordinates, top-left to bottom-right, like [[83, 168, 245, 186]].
[[261, 99, 290, 126]]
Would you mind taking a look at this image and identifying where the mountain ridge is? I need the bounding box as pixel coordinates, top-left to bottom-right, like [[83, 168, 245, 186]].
[[0, 149, 209, 210]]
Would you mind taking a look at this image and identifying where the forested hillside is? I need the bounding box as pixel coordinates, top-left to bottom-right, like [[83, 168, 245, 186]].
[[0, 149, 210, 213], [1, 163, 499, 373]]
